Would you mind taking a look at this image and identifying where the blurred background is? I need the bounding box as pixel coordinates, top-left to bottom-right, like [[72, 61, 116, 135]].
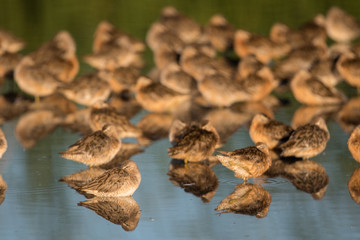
[[2, 0, 360, 73]]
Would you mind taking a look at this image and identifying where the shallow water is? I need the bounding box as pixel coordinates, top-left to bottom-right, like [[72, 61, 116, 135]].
[[1, 1, 360, 240]]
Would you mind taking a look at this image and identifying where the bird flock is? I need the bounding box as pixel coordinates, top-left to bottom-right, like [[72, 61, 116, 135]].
[[0, 5, 359, 223]]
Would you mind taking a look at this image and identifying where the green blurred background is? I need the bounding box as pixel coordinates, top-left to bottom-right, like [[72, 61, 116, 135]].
[[2, 0, 360, 73]]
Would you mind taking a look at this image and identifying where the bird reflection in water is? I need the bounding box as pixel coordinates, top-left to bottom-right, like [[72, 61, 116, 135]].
[[215, 183, 271, 218], [167, 159, 219, 202], [15, 109, 63, 148], [291, 104, 340, 129], [78, 196, 141, 231], [281, 158, 329, 200], [0, 174, 7, 205], [348, 168, 360, 204], [337, 97, 360, 133]]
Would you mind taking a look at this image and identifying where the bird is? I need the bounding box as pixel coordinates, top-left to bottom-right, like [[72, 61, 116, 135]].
[[348, 125, 360, 163], [236, 54, 264, 80], [60, 124, 121, 167], [325, 6, 360, 43], [84, 21, 145, 70], [159, 62, 197, 95], [92, 21, 145, 54], [168, 120, 220, 164], [157, 6, 201, 45], [270, 14, 327, 50], [0, 28, 26, 54], [216, 142, 272, 181], [103, 66, 140, 94], [14, 31, 79, 100], [274, 44, 327, 81], [235, 66, 278, 102], [336, 50, 360, 92], [59, 71, 111, 107], [134, 76, 191, 113], [204, 14, 235, 52], [279, 117, 330, 159], [0, 127, 8, 158], [0, 51, 22, 81], [75, 160, 141, 197], [0, 174, 7, 205], [234, 29, 290, 64], [290, 70, 347, 105], [215, 183, 271, 218], [89, 101, 142, 139], [249, 113, 293, 149]]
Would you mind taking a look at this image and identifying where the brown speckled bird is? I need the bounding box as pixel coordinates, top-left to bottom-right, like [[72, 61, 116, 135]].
[[59, 71, 111, 106], [135, 76, 191, 113], [348, 125, 360, 163], [325, 6, 360, 43], [279, 117, 330, 159], [216, 142, 271, 181], [249, 113, 293, 149], [0, 128, 7, 158], [168, 120, 220, 164], [60, 124, 121, 166], [290, 70, 347, 105], [336, 51, 360, 92], [0, 174, 7, 205], [89, 102, 142, 139]]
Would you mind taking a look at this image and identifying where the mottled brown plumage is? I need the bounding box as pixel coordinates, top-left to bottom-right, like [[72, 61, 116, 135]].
[[59, 71, 111, 106], [160, 62, 197, 94], [336, 51, 360, 90], [0, 128, 7, 158], [205, 14, 235, 51], [216, 142, 271, 180], [135, 76, 191, 113], [59, 167, 107, 189], [168, 120, 220, 163], [337, 97, 360, 132], [89, 102, 141, 139], [348, 125, 360, 163], [85, 21, 144, 70], [0, 28, 25, 54], [78, 196, 141, 231], [279, 117, 330, 159], [76, 160, 141, 197], [167, 160, 219, 202], [325, 6, 360, 43], [0, 174, 7, 205], [281, 159, 329, 200], [215, 183, 271, 218], [348, 167, 360, 204], [234, 29, 289, 64], [290, 70, 347, 105], [60, 124, 121, 166], [249, 114, 293, 149]]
